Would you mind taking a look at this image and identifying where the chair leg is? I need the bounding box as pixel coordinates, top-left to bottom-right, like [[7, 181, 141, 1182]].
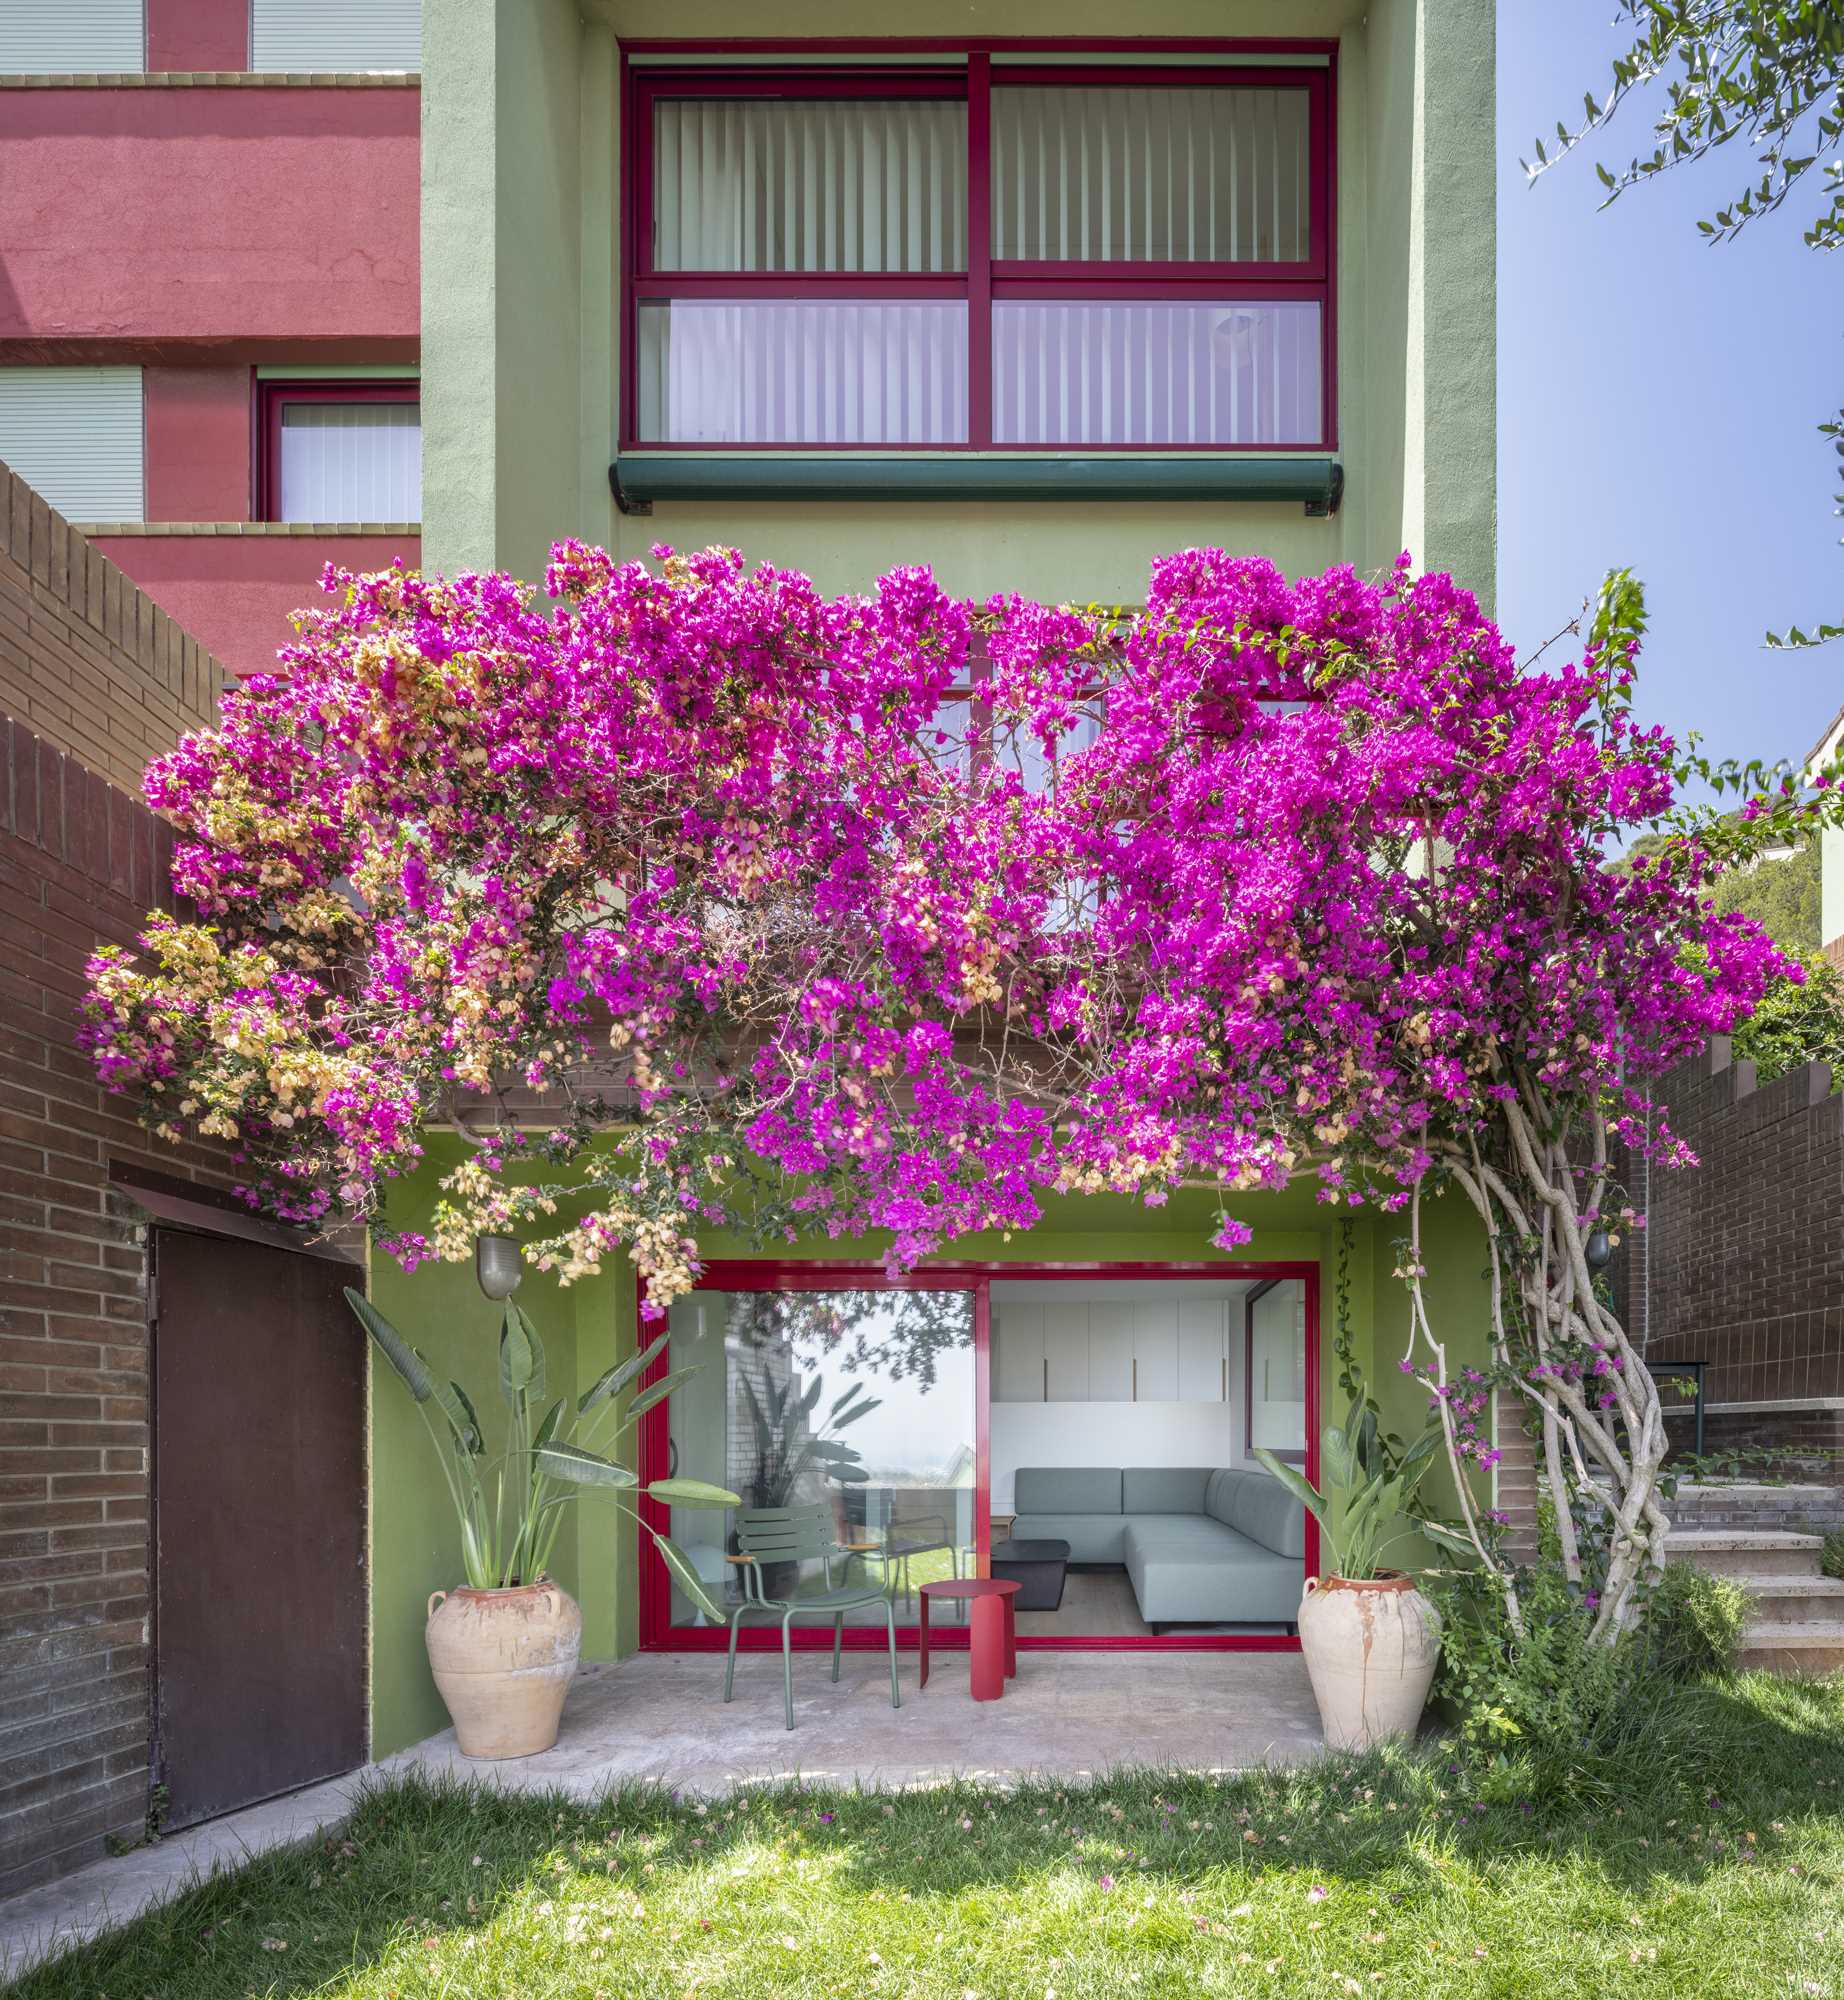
[[782, 1614, 796, 1732], [884, 1597, 901, 1711], [832, 1613, 843, 1682], [724, 1605, 750, 1702]]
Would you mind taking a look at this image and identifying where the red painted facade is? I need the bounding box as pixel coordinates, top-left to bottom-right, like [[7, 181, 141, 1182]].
[[0, 72, 419, 674]]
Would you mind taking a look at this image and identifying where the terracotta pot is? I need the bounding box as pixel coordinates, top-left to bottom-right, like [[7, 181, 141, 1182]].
[[1296, 1571, 1441, 1751], [424, 1579, 582, 1759]]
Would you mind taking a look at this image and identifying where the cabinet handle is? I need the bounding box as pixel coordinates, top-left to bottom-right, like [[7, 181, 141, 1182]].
[[1042, 1355, 1048, 1402], [1132, 1356, 1138, 1402], [1221, 1355, 1227, 1401]]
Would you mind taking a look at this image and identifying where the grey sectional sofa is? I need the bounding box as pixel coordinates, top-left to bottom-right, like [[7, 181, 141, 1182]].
[[1009, 1466, 1305, 1628]]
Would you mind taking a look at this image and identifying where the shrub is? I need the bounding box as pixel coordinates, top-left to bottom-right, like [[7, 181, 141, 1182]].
[[1432, 1556, 1745, 1799], [1823, 1529, 1844, 1582]]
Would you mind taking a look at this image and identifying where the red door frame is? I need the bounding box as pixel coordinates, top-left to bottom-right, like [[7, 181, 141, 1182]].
[[636, 1258, 1320, 1655]]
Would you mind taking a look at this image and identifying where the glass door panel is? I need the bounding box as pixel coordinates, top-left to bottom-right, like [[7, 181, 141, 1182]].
[[662, 1286, 978, 1631]]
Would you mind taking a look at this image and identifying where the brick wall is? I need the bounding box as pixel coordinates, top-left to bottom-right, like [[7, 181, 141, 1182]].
[[0, 460, 229, 1895], [1613, 1036, 1844, 1482]]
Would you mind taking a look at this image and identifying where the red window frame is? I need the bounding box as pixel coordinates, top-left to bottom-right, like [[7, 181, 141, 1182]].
[[636, 1257, 1322, 1656], [620, 46, 1336, 454], [256, 380, 421, 523]]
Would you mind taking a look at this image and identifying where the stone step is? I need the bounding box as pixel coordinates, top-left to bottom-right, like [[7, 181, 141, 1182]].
[[1740, 1575, 1844, 1625], [1669, 1529, 1824, 1579], [1736, 1622, 1844, 1677]]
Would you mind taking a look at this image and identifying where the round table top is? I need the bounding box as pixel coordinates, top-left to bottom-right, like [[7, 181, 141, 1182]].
[[917, 1575, 1020, 1599]]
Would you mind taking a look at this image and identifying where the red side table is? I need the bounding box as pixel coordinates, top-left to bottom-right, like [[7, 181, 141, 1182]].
[[918, 1577, 1020, 1700]]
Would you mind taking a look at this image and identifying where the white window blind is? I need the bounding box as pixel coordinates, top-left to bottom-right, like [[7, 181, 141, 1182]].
[[653, 98, 967, 273], [992, 86, 1311, 264], [0, 367, 143, 521], [0, 0, 143, 73], [278, 402, 420, 521], [637, 301, 967, 445], [249, 0, 419, 73]]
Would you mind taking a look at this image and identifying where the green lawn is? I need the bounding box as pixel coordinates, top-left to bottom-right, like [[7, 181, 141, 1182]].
[[13, 1674, 1844, 2000]]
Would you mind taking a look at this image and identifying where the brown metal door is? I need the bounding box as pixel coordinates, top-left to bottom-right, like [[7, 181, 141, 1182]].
[[152, 1228, 367, 1828]]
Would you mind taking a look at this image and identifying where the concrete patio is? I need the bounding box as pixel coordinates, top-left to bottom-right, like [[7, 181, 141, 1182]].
[[0, 1649, 1321, 1977]]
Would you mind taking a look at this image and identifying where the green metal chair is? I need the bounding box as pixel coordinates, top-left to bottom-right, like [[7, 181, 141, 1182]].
[[723, 1502, 902, 1730]]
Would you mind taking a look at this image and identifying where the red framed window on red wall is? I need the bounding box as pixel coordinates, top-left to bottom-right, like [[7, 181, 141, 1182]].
[[621, 48, 1335, 453], [257, 380, 422, 523]]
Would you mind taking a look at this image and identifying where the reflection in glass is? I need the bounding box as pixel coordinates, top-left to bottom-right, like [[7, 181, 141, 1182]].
[[993, 299, 1321, 447], [664, 1289, 976, 1627], [1249, 1280, 1307, 1464], [636, 301, 969, 444]]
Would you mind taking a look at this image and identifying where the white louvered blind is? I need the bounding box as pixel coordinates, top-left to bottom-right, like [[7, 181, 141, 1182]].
[[0, 0, 143, 73], [250, 0, 419, 73], [278, 402, 420, 521], [654, 98, 967, 272], [636, 301, 967, 445], [993, 300, 1321, 446], [992, 86, 1311, 264], [0, 368, 143, 521]]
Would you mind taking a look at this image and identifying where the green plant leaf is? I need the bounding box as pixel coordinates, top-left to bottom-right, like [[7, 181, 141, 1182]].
[[650, 1530, 728, 1623], [535, 1441, 638, 1488], [429, 1376, 480, 1452], [645, 1477, 740, 1509], [833, 1397, 881, 1428], [499, 1304, 537, 1397], [346, 1288, 432, 1402], [827, 1464, 871, 1484], [578, 1329, 670, 1414], [532, 1397, 566, 1453], [621, 1366, 698, 1427], [1253, 1448, 1329, 1529], [448, 1381, 485, 1455]]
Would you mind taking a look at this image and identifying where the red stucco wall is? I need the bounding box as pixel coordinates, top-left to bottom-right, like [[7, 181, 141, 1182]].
[[146, 0, 249, 71], [143, 367, 253, 521], [0, 90, 418, 354], [95, 534, 421, 678]]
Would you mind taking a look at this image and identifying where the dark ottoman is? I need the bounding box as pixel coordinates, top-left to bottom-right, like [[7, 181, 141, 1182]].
[[990, 1538, 1070, 1612]]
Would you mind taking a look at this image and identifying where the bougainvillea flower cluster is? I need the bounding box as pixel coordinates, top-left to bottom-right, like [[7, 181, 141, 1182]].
[[83, 543, 1791, 1327]]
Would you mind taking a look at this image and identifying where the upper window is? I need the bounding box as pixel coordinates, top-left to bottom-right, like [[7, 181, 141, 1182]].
[[625, 57, 1331, 453], [0, 0, 142, 73], [249, 0, 419, 74], [260, 382, 420, 523], [0, 367, 143, 522]]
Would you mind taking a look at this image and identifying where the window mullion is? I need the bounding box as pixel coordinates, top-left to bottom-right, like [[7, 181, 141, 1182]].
[[966, 52, 992, 451]]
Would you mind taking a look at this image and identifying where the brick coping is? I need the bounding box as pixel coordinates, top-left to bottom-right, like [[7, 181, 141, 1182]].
[[74, 522, 420, 538], [0, 73, 418, 88]]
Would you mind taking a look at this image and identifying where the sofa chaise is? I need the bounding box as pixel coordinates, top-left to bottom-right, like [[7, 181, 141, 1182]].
[[1008, 1466, 1305, 1628]]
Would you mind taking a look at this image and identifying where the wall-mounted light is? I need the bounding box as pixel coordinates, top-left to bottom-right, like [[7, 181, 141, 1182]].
[[475, 1231, 523, 1301]]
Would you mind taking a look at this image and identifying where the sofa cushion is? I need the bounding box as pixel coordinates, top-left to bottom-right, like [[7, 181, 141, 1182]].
[[1013, 1467, 1122, 1516], [1204, 1468, 1248, 1527], [1229, 1473, 1306, 1559], [1122, 1467, 1212, 1515], [1124, 1517, 1303, 1625], [1008, 1512, 1125, 1563]]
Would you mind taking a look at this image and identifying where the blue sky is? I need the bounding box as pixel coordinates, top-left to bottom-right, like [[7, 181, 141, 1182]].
[[1498, 2, 1841, 772]]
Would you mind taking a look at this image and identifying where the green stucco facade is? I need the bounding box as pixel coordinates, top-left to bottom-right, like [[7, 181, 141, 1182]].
[[420, 0, 1497, 610], [378, 0, 1502, 1759], [368, 1144, 1489, 1755]]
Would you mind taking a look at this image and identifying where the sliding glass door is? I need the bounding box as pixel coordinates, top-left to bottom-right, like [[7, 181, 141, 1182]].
[[650, 1281, 980, 1640]]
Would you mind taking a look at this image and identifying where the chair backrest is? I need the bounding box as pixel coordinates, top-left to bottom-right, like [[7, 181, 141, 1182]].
[[735, 1502, 835, 1565]]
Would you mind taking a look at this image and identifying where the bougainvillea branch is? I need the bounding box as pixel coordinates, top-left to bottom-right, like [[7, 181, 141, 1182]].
[[83, 543, 1828, 1635]]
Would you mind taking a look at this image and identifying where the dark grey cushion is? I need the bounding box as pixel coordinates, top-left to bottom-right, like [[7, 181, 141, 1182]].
[[1013, 1467, 1122, 1516], [1122, 1467, 1212, 1514]]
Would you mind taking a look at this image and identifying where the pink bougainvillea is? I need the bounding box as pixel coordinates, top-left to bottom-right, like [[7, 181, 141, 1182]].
[[80, 542, 1817, 1632], [80, 542, 1788, 1298]]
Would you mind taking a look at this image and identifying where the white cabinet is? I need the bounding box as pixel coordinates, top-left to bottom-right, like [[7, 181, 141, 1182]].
[[1043, 1321, 1090, 1398], [1177, 1300, 1227, 1402], [994, 1304, 1045, 1403], [1131, 1304, 1179, 1401], [1087, 1305, 1135, 1401]]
